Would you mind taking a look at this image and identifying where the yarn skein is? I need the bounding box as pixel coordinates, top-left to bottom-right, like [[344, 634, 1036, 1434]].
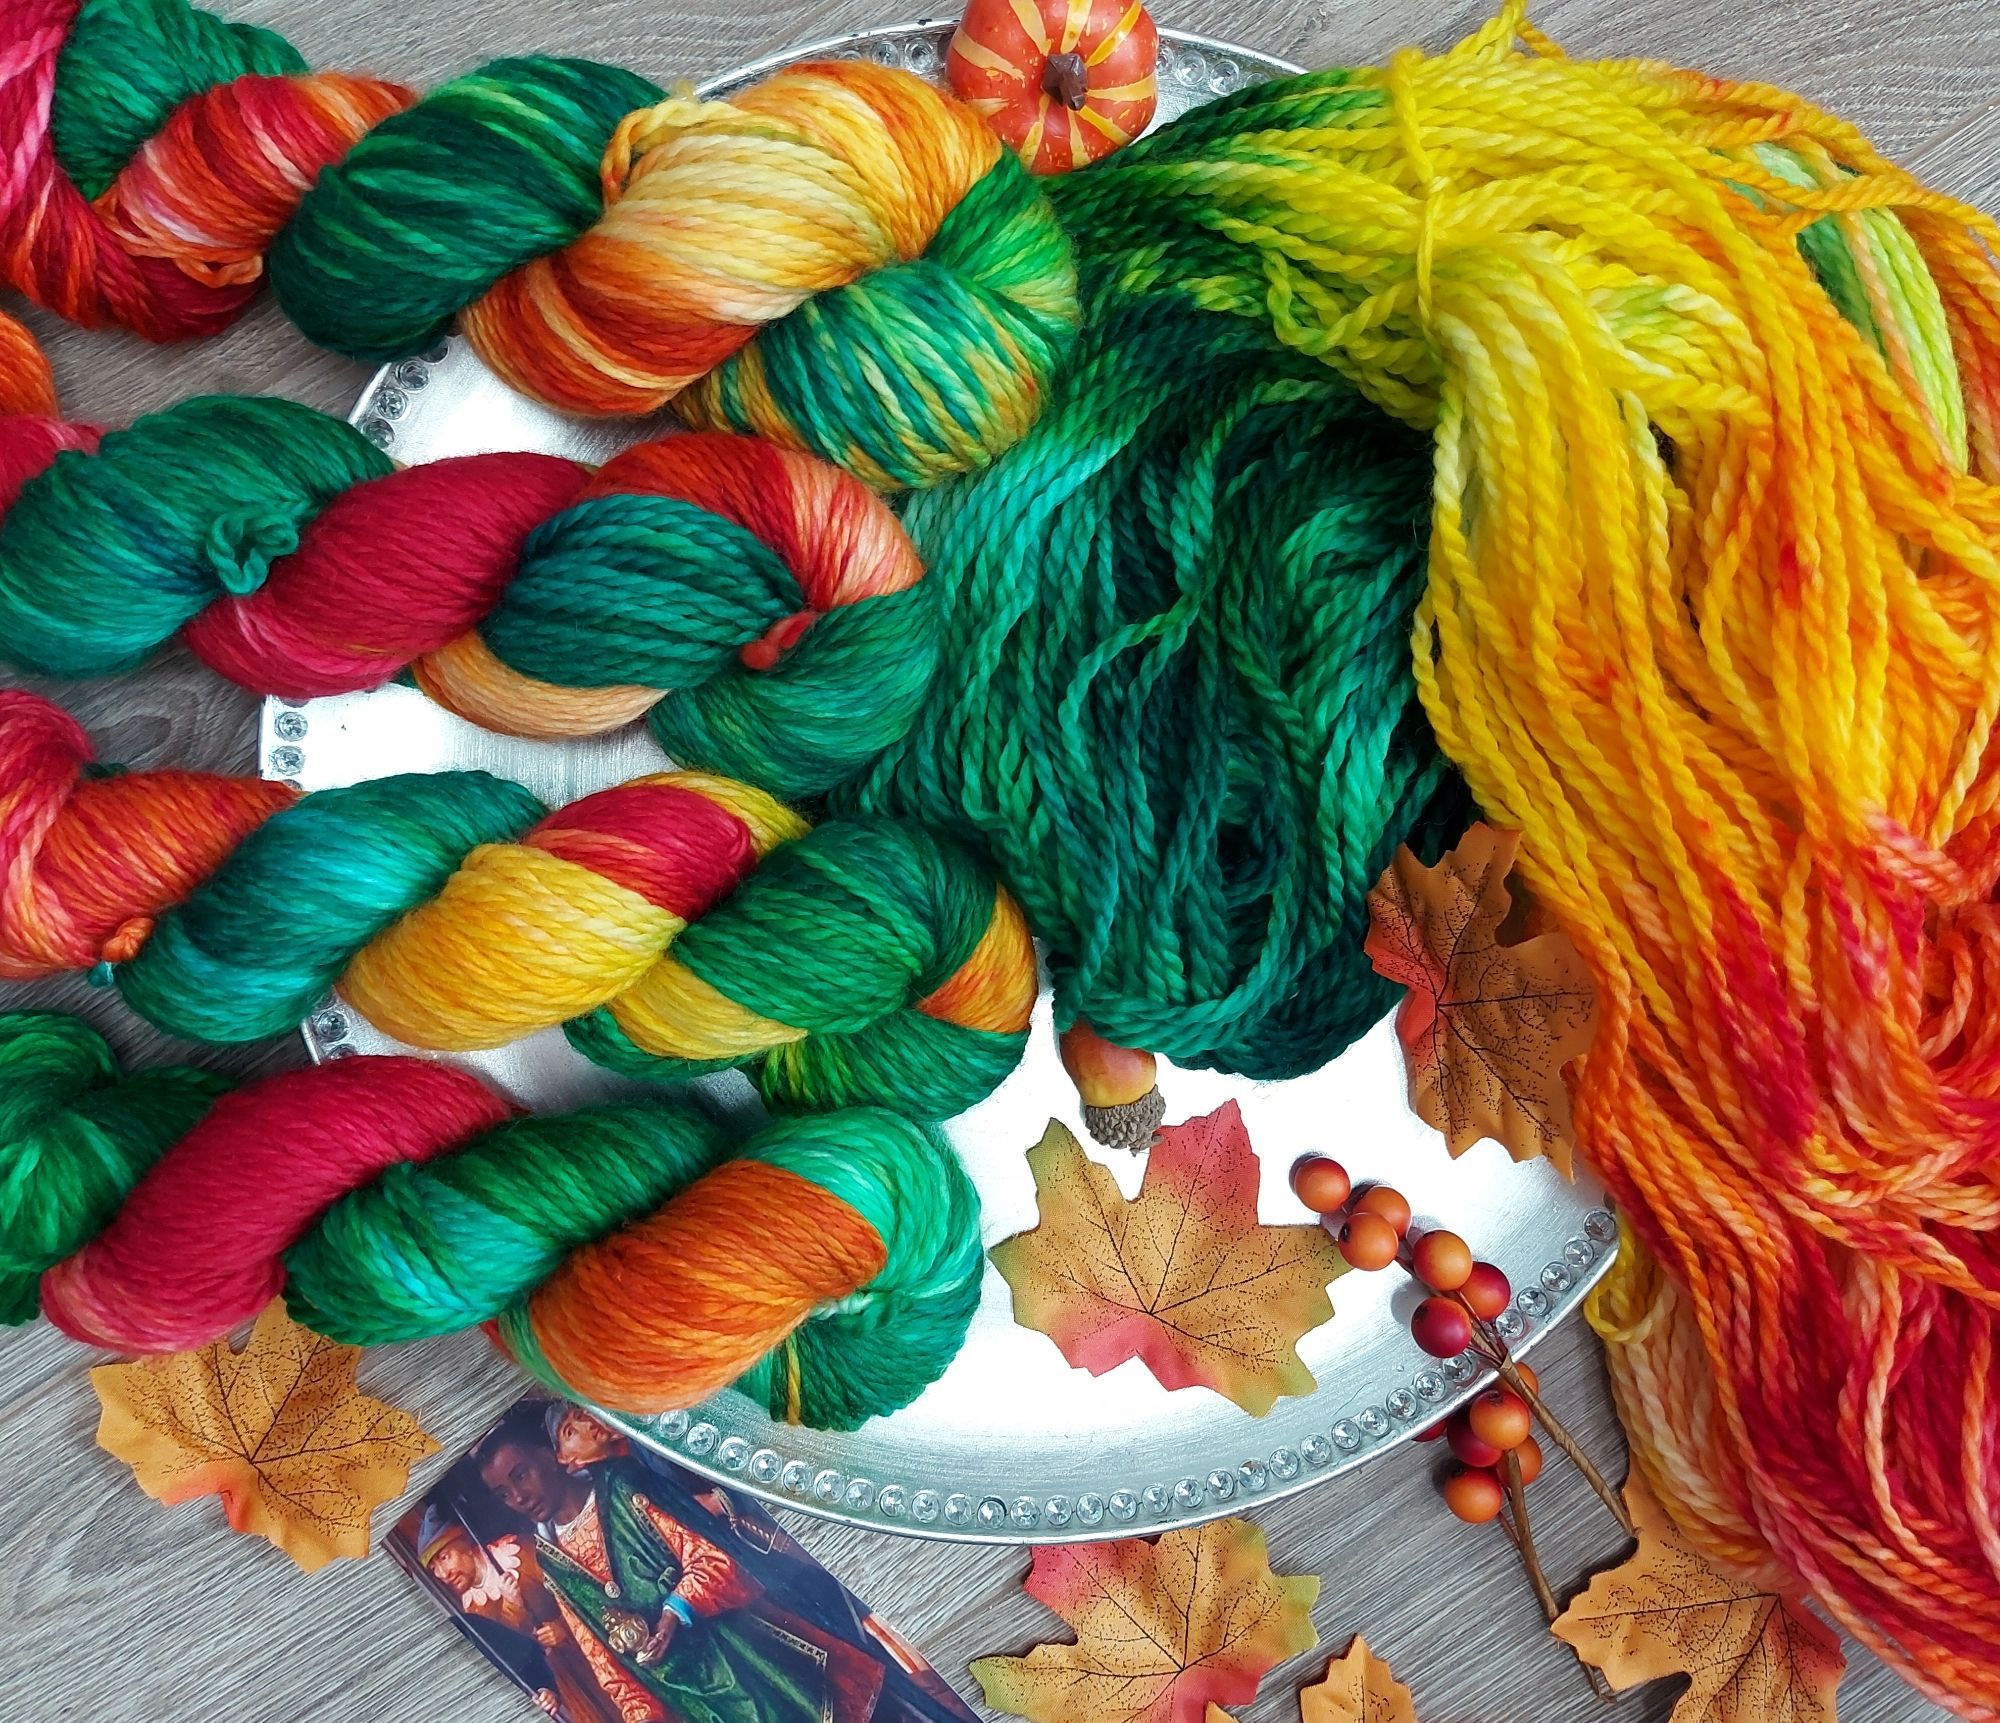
[[4, 0, 1081, 486], [1015, 6, 2000, 1709], [0, 691, 1035, 1121], [0, 385, 935, 798], [0, 1011, 981, 1428]]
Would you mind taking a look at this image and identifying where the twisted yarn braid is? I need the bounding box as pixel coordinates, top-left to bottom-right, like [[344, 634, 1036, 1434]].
[[995, 5, 2000, 1706], [0, 393, 933, 798], [0, 1012, 980, 1427], [0, 691, 1033, 1120], [3, 0, 1079, 485]]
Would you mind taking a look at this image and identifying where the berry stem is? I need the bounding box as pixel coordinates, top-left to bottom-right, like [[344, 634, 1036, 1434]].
[[1445, 1290, 1633, 1537], [1490, 1348, 1633, 1536], [1503, 1450, 1615, 1704]]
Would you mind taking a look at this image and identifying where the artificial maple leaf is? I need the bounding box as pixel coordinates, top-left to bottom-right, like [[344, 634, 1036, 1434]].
[[972, 1517, 1319, 1723], [1298, 1637, 1419, 1723], [1364, 824, 1596, 1174], [989, 1103, 1344, 1415], [1551, 1476, 1845, 1723], [92, 1301, 438, 1572]]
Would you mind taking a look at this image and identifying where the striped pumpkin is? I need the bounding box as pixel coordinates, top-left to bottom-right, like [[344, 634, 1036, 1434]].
[[946, 0, 1158, 174]]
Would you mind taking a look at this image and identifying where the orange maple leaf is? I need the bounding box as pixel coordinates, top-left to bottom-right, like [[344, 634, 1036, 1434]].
[[972, 1517, 1320, 1723], [1364, 824, 1596, 1174], [1298, 1636, 1418, 1723], [1552, 1476, 1845, 1723], [92, 1301, 438, 1572], [989, 1103, 1345, 1415]]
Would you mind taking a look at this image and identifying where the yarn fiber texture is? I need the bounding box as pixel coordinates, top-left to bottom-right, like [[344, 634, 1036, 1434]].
[[998, 5, 2000, 1709], [3, 0, 1081, 486], [0, 1011, 980, 1428], [847, 223, 1461, 1079], [0, 398, 935, 798], [0, 691, 1034, 1121]]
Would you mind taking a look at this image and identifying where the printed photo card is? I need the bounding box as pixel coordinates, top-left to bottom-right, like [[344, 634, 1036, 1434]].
[[388, 1394, 979, 1723]]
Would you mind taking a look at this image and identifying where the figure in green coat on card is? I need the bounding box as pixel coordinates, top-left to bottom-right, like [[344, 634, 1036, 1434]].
[[476, 1404, 877, 1723]]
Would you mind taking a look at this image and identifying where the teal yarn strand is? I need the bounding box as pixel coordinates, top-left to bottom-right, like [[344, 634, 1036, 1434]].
[[285, 1101, 733, 1344], [0, 1013, 227, 1322], [115, 772, 547, 1043], [846, 273, 1462, 1079], [0, 396, 390, 677], [267, 57, 664, 360]]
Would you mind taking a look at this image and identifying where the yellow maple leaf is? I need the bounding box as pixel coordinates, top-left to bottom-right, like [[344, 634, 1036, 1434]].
[[1552, 1476, 1846, 1723], [91, 1301, 438, 1572], [1298, 1636, 1418, 1723], [972, 1517, 1319, 1723], [989, 1105, 1344, 1415], [1364, 825, 1596, 1175]]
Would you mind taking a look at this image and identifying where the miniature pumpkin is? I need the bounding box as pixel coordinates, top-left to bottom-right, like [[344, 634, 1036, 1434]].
[[947, 0, 1160, 175]]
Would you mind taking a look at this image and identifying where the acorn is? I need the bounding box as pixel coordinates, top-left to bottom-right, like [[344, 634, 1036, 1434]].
[[1058, 1019, 1164, 1150]]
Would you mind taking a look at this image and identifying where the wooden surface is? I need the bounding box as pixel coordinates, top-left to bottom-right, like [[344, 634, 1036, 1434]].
[[1, 0, 1990, 1718]]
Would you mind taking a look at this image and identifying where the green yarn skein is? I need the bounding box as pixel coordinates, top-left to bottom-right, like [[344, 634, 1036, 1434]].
[[0, 1012, 981, 1430], [0, 398, 941, 801], [846, 290, 1464, 1079]]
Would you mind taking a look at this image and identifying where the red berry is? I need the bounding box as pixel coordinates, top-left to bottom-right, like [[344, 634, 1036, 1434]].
[[1411, 1229, 1473, 1291], [1442, 1466, 1505, 1524], [1411, 1296, 1473, 1358], [1353, 1184, 1412, 1236], [1337, 1211, 1401, 1271], [1414, 1420, 1447, 1444], [1460, 1261, 1512, 1321], [1514, 1434, 1544, 1486], [1467, 1388, 1532, 1452], [1290, 1156, 1351, 1215], [1445, 1411, 1503, 1468]]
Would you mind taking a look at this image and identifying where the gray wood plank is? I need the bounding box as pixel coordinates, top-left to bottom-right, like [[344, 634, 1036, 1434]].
[[1, 0, 1986, 1718]]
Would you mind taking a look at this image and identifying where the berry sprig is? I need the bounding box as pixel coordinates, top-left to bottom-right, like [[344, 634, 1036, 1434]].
[[1291, 1154, 1630, 1698]]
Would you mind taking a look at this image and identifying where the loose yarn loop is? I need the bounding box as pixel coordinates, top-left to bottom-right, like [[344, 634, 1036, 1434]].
[[0, 1011, 981, 1427], [2, 0, 1080, 485], [0, 384, 933, 797], [1027, 5, 2000, 1706], [0, 691, 1034, 1119]]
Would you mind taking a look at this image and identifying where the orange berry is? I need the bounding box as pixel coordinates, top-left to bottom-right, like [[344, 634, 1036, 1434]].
[[1411, 1229, 1473, 1291], [1290, 1156, 1351, 1215], [1442, 1466, 1505, 1524], [1353, 1184, 1412, 1236], [1337, 1211, 1401, 1271], [1467, 1388, 1532, 1452], [1514, 1434, 1544, 1486], [1460, 1261, 1511, 1321], [1512, 1363, 1539, 1397]]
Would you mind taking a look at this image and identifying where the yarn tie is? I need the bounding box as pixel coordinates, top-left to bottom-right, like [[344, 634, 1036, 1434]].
[[1386, 46, 1449, 330]]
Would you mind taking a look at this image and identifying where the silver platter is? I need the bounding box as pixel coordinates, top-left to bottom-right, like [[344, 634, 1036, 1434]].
[[265, 19, 1615, 1544]]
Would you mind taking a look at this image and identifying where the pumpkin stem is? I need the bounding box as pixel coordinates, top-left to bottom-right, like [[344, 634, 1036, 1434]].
[[1043, 50, 1090, 111]]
